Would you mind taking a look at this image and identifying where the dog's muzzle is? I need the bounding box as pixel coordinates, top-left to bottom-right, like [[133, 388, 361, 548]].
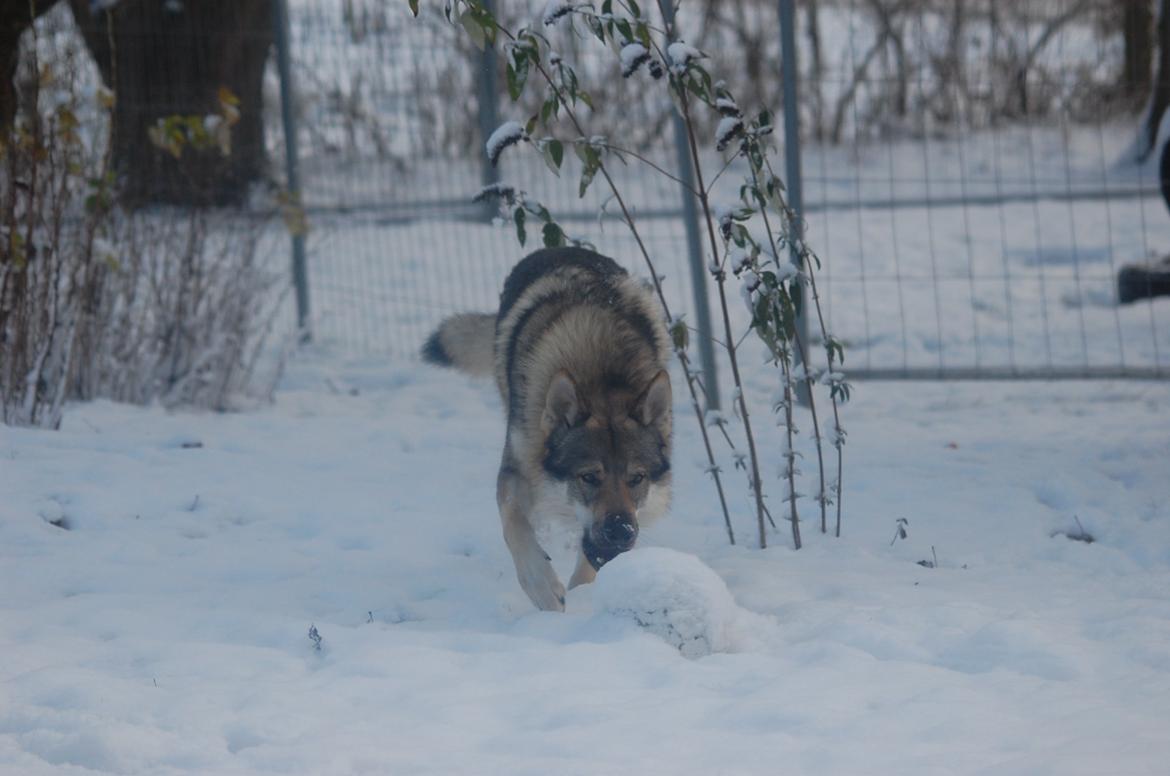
[[583, 513, 639, 571]]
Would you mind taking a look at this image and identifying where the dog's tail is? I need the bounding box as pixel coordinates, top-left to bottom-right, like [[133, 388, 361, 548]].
[[421, 312, 496, 377]]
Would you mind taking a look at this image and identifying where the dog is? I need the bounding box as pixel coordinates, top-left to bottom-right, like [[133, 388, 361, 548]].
[[422, 247, 673, 611]]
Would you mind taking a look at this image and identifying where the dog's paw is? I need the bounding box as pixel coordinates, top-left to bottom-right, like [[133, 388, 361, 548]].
[[515, 552, 566, 612]]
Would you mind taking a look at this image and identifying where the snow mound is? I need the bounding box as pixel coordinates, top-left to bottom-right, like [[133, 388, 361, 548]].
[[593, 547, 768, 658]]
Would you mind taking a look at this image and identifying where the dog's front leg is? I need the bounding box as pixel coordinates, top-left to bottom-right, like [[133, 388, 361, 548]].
[[497, 464, 565, 612], [568, 549, 597, 589]]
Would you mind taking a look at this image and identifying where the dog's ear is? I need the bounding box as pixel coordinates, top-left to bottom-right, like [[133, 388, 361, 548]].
[[542, 370, 581, 433], [634, 370, 671, 431]]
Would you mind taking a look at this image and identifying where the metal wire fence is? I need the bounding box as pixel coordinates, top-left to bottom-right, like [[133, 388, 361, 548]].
[[272, 0, 1168, 381]]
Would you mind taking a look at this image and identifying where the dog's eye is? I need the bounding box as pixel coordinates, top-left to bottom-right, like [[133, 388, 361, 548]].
[[627, 473, 645, 487], [579, 471, 601, 487]]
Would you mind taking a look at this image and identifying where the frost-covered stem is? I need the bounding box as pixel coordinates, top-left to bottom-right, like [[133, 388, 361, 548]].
[[512, 29, 738, 544], [747, 157, 827, 534], [807, 264, 844, 536], [774, 339, 801, 542], [675, 81, 778, 550], [802, 256, 844, 537], [645, 0, 776, 548], [763, 154, 845, 536], [682, 356, 736, 544], [789, 317, 826, 531]]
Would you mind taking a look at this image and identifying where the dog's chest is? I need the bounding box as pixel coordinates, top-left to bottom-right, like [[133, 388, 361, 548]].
[[530, 482, 586, 571]]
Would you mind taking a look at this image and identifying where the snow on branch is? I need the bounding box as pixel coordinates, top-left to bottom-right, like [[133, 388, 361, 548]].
[[542, 1, 574, 26], [486, 121, 528, 166], [667, 41, 704, 74]]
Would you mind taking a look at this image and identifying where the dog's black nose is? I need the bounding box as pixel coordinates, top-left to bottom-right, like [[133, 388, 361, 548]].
[[602, 512, 638, 550]]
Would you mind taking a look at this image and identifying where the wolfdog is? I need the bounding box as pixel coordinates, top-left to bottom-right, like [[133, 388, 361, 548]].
[[423, 247, 673, 611]]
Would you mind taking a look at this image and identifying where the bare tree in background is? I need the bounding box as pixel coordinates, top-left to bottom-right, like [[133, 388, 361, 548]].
[[0, 1, 59, 129], [1143, 0, 1170, 159], [1124, 0, 1155, 103], [66, 0, 274, 206]]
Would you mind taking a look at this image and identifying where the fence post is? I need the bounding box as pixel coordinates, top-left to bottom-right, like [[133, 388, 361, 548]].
[[273, 0, 310, 343], [662, 2, 721, 410], [477, 0, 501, 220], [778, 0, 809, 404]]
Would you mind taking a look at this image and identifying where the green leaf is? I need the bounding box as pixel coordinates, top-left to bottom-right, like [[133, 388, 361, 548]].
[[539, 139, 563, 177], [635, 21, 651, 49], [540, 95, 558, 125], [587, 14, 605, 41], [542, 222, 565, 247], [670, 319, 689, 351], [514, 206, 527, 246], [577, 144, 601, 198], [628, 0, 641, 18], [408, 0, 419, 17], [506, 53, 530, 100], [461, 13, 486, 50]]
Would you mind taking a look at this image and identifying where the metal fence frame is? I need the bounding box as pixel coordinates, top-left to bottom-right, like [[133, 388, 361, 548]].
[[269, 0, 1169, 383]]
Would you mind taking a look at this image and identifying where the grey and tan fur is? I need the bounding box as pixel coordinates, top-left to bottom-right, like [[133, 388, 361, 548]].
[[423, 247, 672, 611]]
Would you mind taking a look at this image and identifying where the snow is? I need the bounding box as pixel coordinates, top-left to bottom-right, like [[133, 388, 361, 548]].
[[667, 41, 703, 74], [619, 43, 650, 78], [485, 121, 527, 167], [715, 116, 744, 151], [715, 96, 740, 117], [590, 548, 774, 658], [3, 349, 1169, 773], [541, 0, 573, 27], [8, 3, 1170, 771]]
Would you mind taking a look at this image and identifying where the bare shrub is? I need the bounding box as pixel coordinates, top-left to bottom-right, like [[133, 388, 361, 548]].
[[0, 24, 112, 428], [70, 208, 287, 411], [2, 15, 288, 428]]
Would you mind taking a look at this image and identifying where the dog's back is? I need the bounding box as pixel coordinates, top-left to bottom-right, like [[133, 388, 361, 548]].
[[493, 249, 669, 447], [424, 247, 670, 430]]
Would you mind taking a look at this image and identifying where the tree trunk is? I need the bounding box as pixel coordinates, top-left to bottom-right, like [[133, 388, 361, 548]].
[[1, 0, 61, 130], [1144, 0, 1170, 159], [805, 0, 825, 142], [67, 0, 273, 206], [1124, 0, 1154, 103]]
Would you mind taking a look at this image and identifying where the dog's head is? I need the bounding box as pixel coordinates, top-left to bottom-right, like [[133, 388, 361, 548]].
[[541, 369, 672, 569]]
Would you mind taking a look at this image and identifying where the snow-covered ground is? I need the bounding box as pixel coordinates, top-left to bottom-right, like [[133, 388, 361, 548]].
[[3, 350, 1169, 774]]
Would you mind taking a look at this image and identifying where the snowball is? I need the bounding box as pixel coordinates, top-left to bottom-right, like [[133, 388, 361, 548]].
[[593, 548, 744, 658]]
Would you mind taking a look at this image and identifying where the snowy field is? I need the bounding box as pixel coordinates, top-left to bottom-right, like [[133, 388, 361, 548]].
[[3, 349, 1169, 774], [7, 5, 1170, 773]]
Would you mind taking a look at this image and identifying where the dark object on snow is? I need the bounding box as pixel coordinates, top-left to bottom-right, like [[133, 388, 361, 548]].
[[1162, 133, 1170, 215], [1118, 257, 1170, 304], [1117, 139, 1170, 304]]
